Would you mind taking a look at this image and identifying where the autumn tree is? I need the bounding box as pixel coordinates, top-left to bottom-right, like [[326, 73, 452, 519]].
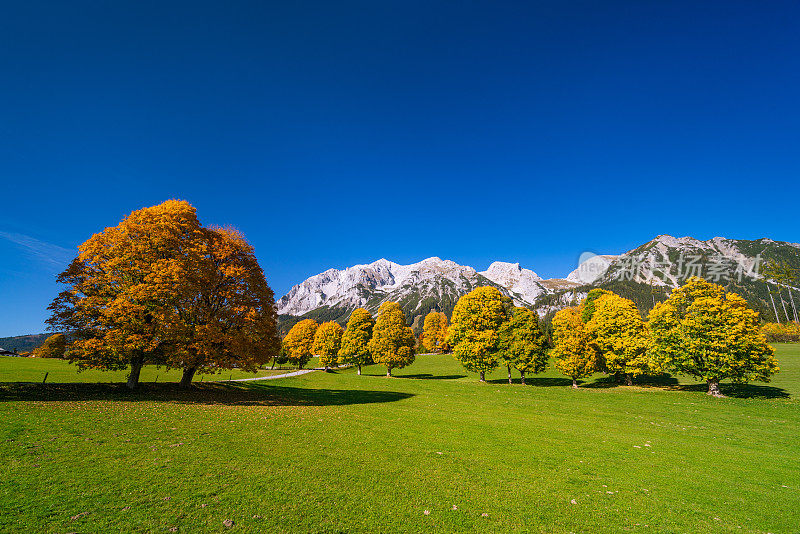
[[648, 277, 778, 397], [273, 341, 290, 369], [47, 202, 280, 388], [422, 311, 449, 353], [313, 321, 344, 371], [498, 308, 548, 384], [447, 287, 509, 382], [581, 288, 613, 323], [33, 334, 68, 359], [163, 226, 280, 387], [47, 200, 206, 389], [367, 302, 415, 377], [338, 308, 374, 375], [551, 307, 596, 388], [586, 293, 650, 386], [283, 319, 319, 369]]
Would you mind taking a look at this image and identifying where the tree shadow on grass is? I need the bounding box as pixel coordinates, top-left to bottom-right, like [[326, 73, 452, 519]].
[[664, 382, 790, 399], [0, 382, 415, 407], [582, 374, 681, 389], [577, 374, 790, 399], [486, 377, 574, 387], [397, 374, 467, 380]]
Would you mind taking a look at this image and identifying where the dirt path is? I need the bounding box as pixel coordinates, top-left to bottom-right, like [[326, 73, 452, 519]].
[[226, 366, 348, 382]]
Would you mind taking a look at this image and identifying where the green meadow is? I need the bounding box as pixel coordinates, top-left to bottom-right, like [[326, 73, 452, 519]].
[[0, 357, 315, 384], [1, 345, 798, 533]]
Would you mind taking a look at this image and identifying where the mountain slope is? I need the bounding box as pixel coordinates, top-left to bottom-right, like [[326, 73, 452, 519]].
[[277, 235, 800, 333], [277, 257, 517, 332]]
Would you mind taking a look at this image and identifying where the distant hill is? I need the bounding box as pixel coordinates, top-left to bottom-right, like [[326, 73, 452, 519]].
[[0, 333, 52, 353]]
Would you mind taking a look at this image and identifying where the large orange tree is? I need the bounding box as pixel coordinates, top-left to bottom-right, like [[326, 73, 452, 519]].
[[47, 201, 279, 388], [164, 226, 280, 387]]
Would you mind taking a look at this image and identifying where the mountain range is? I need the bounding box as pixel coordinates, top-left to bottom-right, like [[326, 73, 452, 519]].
[[277, 235, 800, 333]]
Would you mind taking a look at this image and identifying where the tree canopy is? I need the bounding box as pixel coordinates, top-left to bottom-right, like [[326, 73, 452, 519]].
[[367, 302, 415, 377], [46, 201, 280, 388], [586, 293, 650, 385], [498, 307, 548, 384], [283, 319, 319, 369], [422, 311, 449, 353], [166, 226, 280, 386], [47, 200, 206, 388], [338, 308, 374, 375], [33, 333, 68, 359], [313, 321, 344, 370], [648, 277, 778, 396], [447, 286, 509, 381], [551, 307, 596, 388]]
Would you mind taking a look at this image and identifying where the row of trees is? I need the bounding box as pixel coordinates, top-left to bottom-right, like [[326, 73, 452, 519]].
[[761, 322, 800, 342], [550, 278, 778, 396], [440, 278, 777, 396], [45, 200, 280, 389], [283, 302, 416, 376]]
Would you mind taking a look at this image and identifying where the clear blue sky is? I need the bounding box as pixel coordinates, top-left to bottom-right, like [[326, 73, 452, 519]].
[[1, 1, 799, 337]]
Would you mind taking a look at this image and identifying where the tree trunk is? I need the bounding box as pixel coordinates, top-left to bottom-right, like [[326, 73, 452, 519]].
[[520, 371, 526, 385], [508, 365, 512, 384], [180, 367, 197, 388], [780, 291, 791, 323], [271, 358, 276, 370], [789, 288, 799, 323], [625, 373, 633, 386], [479, 370, 486, 382], [386, 367, 392, 377], [357, 365, 362, 376], [707, 378, 724, 397], [769, 291, 781, 324], [572, 378, 578, 388], [127, 359, 144, 390]]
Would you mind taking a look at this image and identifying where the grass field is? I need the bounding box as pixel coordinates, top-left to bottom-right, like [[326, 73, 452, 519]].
[[0, 357, 322, 383], [1, 346, 798, 533]]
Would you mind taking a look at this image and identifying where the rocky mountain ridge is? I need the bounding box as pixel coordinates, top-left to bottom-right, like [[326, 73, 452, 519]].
[[277, 235, 800, 332]]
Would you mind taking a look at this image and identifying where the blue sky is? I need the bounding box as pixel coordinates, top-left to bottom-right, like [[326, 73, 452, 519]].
[[1, 1, 799, 337]]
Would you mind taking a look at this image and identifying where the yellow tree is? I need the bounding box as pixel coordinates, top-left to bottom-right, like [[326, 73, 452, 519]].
[[47, 200, 205, 389], [162, 226, 280, 387], [498, 307, 548, 384], [33, 334, 68, 359], [552, 307, 595, 388], [447, 287, 508, 382], [435, 312, 450, 353], [367, 302, 415, 377], [283, 319, 319, 369], [580, 288, 613, 323], [586, 293, 650, 386], [338, 308, 374, 375], [422, 311, 449, 353], [648, 277, 778, 397], [313, 321, 344, 371]]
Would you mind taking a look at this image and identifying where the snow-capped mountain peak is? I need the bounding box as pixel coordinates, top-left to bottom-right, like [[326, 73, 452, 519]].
[[276, 235, 800, 330], [478, 261, 546, 305]]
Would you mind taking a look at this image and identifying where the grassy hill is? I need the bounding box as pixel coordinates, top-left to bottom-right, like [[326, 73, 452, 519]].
[[0, 333, 51, 353], [1, 345, 798, 532]]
